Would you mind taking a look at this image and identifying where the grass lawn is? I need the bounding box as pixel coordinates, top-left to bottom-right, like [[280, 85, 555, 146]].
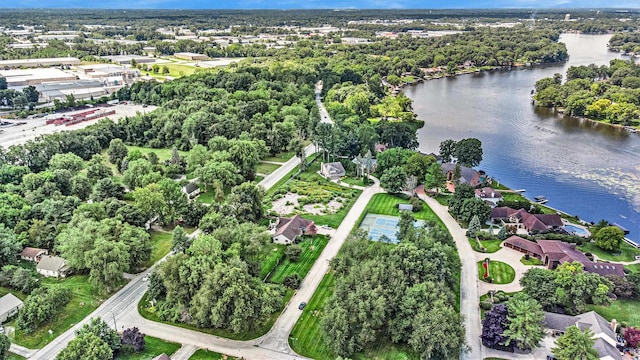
[[140, 63, 200, 79], [143, 231, 173, 268], [467, 238, 503, 253], [7, 354, 26, 360], [125, 146, 188, 162], [363, 193, 444, 228], [138, 289, 294, 341], [196, 190, 216, 204], [255, 175, 264, 183], [189, 349, 238, 360], [625, 264, 640, 273], [115, 336, 180, 360], [268, 235, 329, 284], [264, 151, 295, 163], [520, 256, 543, 266], [433, 194, 450, 206], [589, 299, 640, 327], [260, 244, 286, 280], [289, 273, 336, 359], [256, 162, 281, 175], [10, 275, 123, 349], [578, 241, 640, 262], [477, 260, 515, 284], [340, 176, 372, 187]]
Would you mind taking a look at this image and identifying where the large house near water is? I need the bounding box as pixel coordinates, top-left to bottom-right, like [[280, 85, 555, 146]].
[[503, 236, 625, 277], [491, 207, 563, 234], [545, 311, 622, 360], [440, 162, 483, 191]]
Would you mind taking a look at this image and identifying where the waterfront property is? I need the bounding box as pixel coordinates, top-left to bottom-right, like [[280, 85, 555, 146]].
[[491, 207, 563, 234], [475, 187, 503, 207], [440, 162, 482, 192], [544, 311, 621, 360], [503, 236, 625, 277]]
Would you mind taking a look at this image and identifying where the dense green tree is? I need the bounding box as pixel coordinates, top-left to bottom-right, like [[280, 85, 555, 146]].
[[122, 159, 161, 190], [0, 225, 21, 267], [285, 244, 302, 262], [447, 183, 476, 217], [0, 334, 9, 360], [75, 318, 121, 353], [551, 326, 599, 360], [439, 139, 457, 162], [92, 178, 124, 201], [380, 166, 408, 193], [593, 226, 625, 252], [502, 292, 545, 351], [107, 139, 129, 166], [455, 138, 483, 167], [17, 287, 71, 334], [86, 155, 113, 183], [404, 153, 432, 180], [171, 225, 191, 253], [48, 153, 84, 173], [57, 333, 112, 360], [71, 175, 92, 200], [226, 182, 264, 223], [460, 197, 491, 224]]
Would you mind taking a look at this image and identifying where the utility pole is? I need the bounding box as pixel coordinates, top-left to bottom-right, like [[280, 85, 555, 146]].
[[112, 312, 117, 330]]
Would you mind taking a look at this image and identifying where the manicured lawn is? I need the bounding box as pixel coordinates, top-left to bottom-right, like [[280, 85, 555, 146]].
[[138, 289, 294, 341], [520, 256, 543, 266], [468, 238, 503, 253], [189, 349, 238, 359], [196, 190, 216, 204], [125, 146, 187, 162], [625, 264, 640, 273], [144, 231, 173, 268], [289, 273, 336, 360], [589, 299, 640, 327], [340, 176, 371, 187], [477, 260, 515, 284], [579, 241, 640, 262], [260, 244, 286, 280], [255, 175, 264, 183], [264, 151, 295, 163], [11, 275, 123, 349], [115, 336, 180, 360], [7, 354, 26, 360], [363, 193, 444, 227], [256, 162, 281, 175], [268, 235, 329, 284]]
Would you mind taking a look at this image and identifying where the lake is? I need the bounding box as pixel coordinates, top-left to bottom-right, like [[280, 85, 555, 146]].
[[405, 33, 640, 243]]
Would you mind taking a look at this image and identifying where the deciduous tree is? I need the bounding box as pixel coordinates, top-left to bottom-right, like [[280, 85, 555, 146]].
[[594, 226, 624, 252], [551, 326, 599, 360], [502, 292, 545, 351]]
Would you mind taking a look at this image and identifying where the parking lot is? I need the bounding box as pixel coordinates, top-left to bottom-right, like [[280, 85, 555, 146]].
[[0, 103, 156, 148]]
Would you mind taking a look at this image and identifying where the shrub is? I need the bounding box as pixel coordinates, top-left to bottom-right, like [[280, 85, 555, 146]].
[[285, 244, 302, 262], [409, 197, 423, 212], [283, 273, 301, 289], [480, 301, 494, 310]]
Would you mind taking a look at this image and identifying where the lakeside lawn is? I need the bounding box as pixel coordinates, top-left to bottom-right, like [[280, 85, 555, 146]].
[[256, 162, 281, 175], [189, 349, 238, 360], [138, 289, 294, 341], [477, 260, 515, 285], [625, 264, 640, 273], [520, 256, 544, 266], [142, 231, 173, 269], [468, 238, 503, 253], [578, 241, 640, 262], [268, 235, 329, 284], [589, 299, 640, 327], [10, 275, 124, 349], [260, 244, 286, 280], [115, 336, 180, 360]]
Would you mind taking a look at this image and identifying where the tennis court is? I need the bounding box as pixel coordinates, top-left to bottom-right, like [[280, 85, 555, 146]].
[[359, 214, 425, 244]]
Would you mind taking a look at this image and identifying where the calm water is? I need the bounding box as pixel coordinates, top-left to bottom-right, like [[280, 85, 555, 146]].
[[405, 34, 640, 243]]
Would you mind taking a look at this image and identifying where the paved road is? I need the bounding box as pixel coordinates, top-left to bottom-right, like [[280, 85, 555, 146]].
[[419, 195, 482, 360], [258, 144, 316, 192], [315, 81, 332, 124]]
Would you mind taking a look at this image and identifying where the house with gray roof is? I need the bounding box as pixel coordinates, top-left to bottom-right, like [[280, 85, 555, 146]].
[[0, 293, 23, 323], [182, 181, 200, 199], [320, 162, 346, 180], [36, 255, 69, 278], [545, 311, 621, 360]]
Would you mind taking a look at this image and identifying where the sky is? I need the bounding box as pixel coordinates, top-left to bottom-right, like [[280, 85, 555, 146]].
[[5, 0, 640, 9]]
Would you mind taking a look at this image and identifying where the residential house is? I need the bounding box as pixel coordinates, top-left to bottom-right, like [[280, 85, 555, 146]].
[[182, 182, 200, 199], [20, 247, 48, 262], [440, 162, 482, 191], [474, 187, 503, 207], [491, 207, 563, 234], [352, 153, 377, 177], [272, 215, 317, 245], [503, 236, 625, 277], [36, 255, 70, 278], [544, 311, 621, 360], [320, 162, 346, 180], [0, 293, 23, 323]]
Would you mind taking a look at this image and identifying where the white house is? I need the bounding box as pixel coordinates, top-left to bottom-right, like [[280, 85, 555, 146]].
[[182, 182, 201, 199], [474, 187, 503, 207], [320, 162, 346, 180], [36, 255, 69, 278], [0, 293, 23, 323]]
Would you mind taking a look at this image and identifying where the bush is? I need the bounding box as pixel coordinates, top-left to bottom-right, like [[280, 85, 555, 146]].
[[285, 244, 302, 262], [480, 301, 494, 310], [283, 273, 301, 289], [409, 197, 423, 212]]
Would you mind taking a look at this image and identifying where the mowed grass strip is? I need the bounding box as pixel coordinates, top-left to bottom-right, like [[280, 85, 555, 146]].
[[256, 162, 281, 175], [477, 261, 515, 284], [260, 244, 286, 280], [578, 241, 640, 262], [116, 336, 180, 360], [143, 231, 173, 268], [189, 349, 238, 359], [125, 146, 188, 162], [289, 273, 335, 359], [467, 238, 503, 253], [268, 236, 329, 284]]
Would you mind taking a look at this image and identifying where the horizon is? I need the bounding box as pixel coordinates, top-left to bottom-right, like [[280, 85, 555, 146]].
[[3, 1, 640, 10]]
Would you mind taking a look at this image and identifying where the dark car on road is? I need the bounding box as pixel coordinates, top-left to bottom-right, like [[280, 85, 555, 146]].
[[298, 302, 307, 310]]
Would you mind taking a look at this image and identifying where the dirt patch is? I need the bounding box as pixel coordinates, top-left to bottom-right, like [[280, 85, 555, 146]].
[[271, 193, 302, 215], [272, 192, 346, 216]]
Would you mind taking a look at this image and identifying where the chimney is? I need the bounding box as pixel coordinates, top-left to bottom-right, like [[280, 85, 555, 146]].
[[491, 192, 495, 198], [611, 319, 617, 331], [569, 243, 577, 250]]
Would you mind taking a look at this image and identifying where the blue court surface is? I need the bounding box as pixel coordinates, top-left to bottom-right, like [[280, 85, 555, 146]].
[[359, 214, 426, 244]]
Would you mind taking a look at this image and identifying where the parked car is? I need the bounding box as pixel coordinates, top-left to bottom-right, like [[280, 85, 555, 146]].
[[298, 302, 307, 310], [142, 274, 150, 281]]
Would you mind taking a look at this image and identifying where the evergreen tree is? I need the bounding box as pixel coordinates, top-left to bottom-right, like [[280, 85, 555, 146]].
[[551, 326, 599, 360]]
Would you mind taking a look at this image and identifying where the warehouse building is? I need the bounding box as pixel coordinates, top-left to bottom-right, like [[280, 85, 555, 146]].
[[34, 80, 113, 102], [174, 52, 208, 61], [102, 55, 157, 65], [0, 68, 77, 87], [0, 57, 81, 69]]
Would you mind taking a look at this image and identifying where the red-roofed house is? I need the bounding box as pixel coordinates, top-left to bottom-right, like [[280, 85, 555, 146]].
[[20, 247, 48, 262], [272, 215, 317, 245], [491, 207, 563, 234], [474, 187, 503, 207]]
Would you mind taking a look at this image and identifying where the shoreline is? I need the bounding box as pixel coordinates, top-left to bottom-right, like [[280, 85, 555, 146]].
[[541, 106, 639, 133]]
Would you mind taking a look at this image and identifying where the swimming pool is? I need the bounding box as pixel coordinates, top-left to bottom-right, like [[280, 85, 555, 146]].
[[564, 224, 590, 237]]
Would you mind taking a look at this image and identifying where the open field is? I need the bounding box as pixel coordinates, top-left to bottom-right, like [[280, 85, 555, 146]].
[[143, 231, 173, 269], [268, 235, 329, 284], [256, 162, 281, 175], [589, 299, 640, 327], [579, 241, 640, 262], [10, 275, 124, 349], [478, 260, 515, 284], [125, 146, 187, 162], [116, 336, 181, 360], [0, 104, 156, 149]]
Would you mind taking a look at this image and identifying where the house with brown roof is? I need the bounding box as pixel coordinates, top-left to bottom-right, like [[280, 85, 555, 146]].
[[491, 207, 563, 234], [503, 236, 625, 277], [36, 255, 70, 278], [272, 215, 317, 245], [475, 187, 503, 207], [20, 247, 48, 262], [440, 162, 482, 192], [545, 311, 621, 360]]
